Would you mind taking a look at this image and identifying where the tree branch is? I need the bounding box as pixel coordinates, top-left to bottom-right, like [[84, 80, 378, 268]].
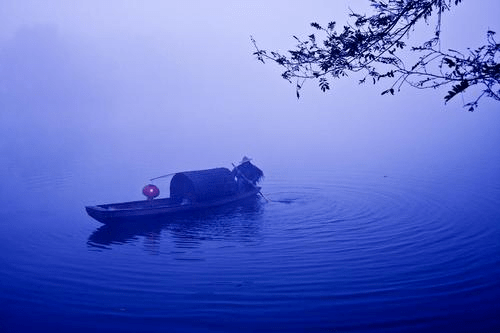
[[252, 0, 499, 111]]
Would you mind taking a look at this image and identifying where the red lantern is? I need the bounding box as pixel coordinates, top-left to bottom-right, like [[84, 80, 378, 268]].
[[142, 184, 160, 200]]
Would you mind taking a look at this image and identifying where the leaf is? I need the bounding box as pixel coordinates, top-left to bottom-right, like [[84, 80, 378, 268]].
[[381, 88, 394, 96], [311, 22, 322, 30], [319, 78, 330, 92], [444, 80, 469, 103], [443, 58, 456, 68]]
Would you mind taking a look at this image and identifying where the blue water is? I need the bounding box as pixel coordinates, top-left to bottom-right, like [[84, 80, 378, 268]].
[[1, 163, 499, 332]]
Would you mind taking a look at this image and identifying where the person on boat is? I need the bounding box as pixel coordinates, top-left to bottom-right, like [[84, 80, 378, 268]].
[[232, 157, 264, 192]]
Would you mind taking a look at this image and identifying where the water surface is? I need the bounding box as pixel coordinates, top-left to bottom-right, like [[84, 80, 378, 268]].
[[0, 163, 499, 332]]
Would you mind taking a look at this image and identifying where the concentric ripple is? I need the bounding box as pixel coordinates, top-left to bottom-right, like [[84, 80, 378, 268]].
[[1, 167, 499, 332]]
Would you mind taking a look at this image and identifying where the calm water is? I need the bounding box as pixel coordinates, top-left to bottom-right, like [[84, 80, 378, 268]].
[[0, 163, 499, 333]]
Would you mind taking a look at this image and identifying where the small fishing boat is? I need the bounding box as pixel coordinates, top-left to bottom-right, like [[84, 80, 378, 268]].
[[85, 157, 264, 224]]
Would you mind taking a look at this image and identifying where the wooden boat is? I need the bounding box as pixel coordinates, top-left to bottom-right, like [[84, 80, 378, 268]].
[[85, 158, 264, 224]]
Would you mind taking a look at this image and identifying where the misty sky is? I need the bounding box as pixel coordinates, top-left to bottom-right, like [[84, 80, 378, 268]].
[[1, 0, 499, 194]]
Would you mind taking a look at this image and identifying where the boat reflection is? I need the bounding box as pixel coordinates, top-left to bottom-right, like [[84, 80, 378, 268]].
[[87, 197, 264, 252]]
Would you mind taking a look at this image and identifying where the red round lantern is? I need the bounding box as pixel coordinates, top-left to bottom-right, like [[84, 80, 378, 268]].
[[142, 184, 160, 200]]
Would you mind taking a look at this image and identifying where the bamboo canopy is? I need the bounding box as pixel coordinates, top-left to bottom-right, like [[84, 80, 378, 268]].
[[169, 168, 237, 202]]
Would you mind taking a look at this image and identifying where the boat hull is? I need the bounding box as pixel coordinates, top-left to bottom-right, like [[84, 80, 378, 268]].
[[86, 188, 261, 224]]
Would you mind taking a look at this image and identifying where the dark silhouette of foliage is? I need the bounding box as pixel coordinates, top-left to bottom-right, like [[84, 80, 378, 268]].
[[252, 0, 499, 111]]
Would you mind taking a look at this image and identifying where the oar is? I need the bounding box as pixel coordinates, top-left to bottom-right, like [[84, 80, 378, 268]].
[[258, 191, 272, 202]]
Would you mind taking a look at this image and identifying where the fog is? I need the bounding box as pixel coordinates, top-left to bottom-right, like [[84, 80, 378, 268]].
[[1, 0, 499, 204]]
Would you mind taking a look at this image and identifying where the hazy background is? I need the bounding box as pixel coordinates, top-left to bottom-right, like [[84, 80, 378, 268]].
[[1, 3, 499, 332], [1, 0, 499, 204]]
